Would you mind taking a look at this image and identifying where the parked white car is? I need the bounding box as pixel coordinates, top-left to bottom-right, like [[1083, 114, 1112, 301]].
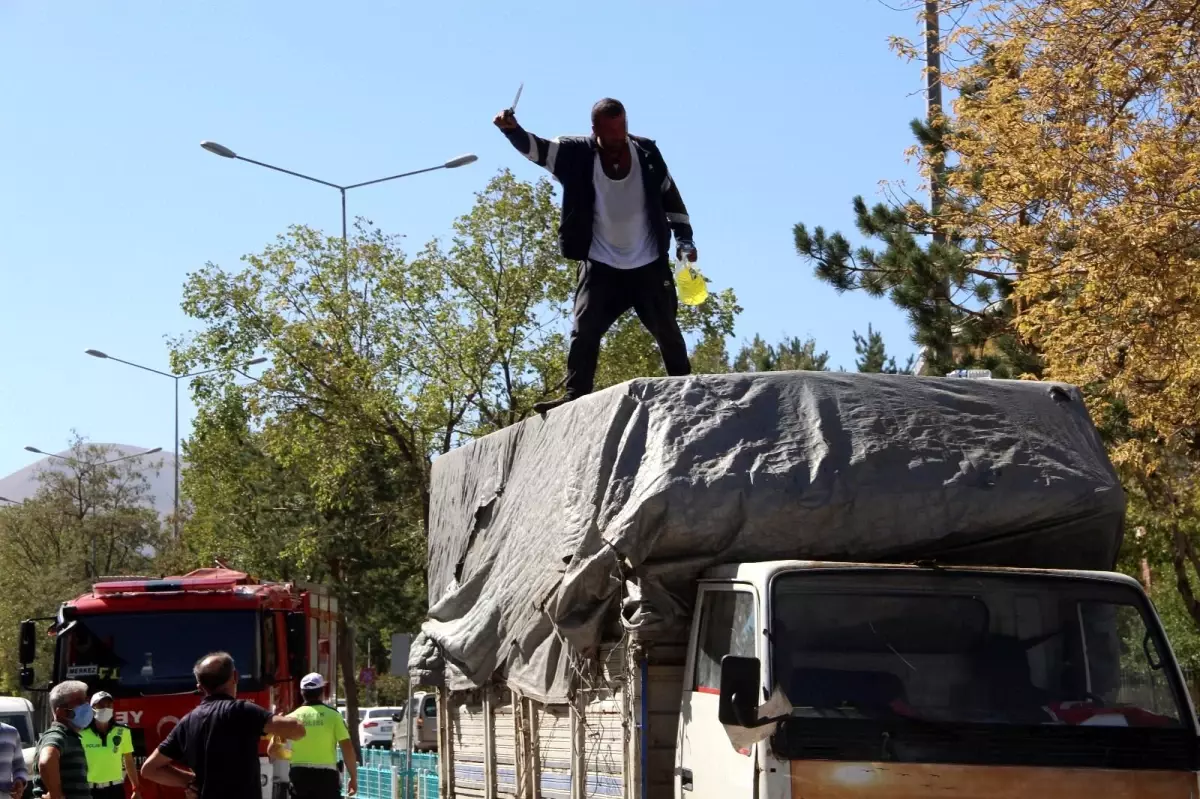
[[390, 692, 438, 753], [359, 706, 405, 749], [339, 705, 367, 728]]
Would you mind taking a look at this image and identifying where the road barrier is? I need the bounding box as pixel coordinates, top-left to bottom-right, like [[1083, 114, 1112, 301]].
[[343, 748, 439, 799]]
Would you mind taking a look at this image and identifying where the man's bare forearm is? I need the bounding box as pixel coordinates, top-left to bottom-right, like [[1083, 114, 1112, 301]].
[[141, 754, 193, 788], [142, 765, 192, 788], [38, 749, 62, 799], [124, 753, 141, 788], [264, 716, 306, 741], [339, 739, 358, 770]]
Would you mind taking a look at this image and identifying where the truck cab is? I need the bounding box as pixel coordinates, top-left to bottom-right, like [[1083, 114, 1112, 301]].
[[682, 561, 1199, 798], [390, 691, 438, 753]]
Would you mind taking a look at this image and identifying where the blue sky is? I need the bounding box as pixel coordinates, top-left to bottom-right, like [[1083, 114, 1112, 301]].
[[0, 0, 928, 479]]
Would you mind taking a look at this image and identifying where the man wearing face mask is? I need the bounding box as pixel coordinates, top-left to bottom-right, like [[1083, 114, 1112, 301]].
[[494, 98, 698, 413], [32, 681, 92, 799], [80, 693, 137, 799]]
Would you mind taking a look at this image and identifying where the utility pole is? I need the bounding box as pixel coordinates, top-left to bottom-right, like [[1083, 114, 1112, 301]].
[[922, 0, 954, 374], [925, 0, 945, 237]]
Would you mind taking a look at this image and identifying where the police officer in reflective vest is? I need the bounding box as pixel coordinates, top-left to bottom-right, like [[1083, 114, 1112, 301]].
[[79, 693, 139, 799], [284, 675, 357, 799]]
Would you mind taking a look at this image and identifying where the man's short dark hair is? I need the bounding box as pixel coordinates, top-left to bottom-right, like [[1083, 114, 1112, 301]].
[[591, 98, 626, 124], [302, 688, 324, 704], [195, 652, 235, 692]]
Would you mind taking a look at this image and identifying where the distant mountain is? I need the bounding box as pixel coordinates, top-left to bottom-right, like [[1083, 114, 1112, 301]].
[[0, 445, 180, 518]]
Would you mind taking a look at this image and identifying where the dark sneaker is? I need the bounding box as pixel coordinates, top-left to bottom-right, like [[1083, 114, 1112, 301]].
[[532, 396, 572, 414]]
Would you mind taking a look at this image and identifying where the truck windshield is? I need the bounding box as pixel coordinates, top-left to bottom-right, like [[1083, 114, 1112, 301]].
[[56, 610, 261, 696], [771, 571, 1187, 729]]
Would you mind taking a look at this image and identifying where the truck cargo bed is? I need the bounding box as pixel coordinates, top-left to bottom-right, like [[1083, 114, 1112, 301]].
[[438, 642, 684, 799]]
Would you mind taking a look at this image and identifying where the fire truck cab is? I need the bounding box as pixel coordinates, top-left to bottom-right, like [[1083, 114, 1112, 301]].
[[17, 568, 338, 799]]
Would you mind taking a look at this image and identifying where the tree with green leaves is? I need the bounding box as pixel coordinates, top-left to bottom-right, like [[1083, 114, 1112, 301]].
[[853, 324, 914, 374], [730, 335, 830, 373], [793, 48, 1043, 380], [172, 169, 741, 736], [0, 436, 165, 692], [794, 179, 1040, 379]]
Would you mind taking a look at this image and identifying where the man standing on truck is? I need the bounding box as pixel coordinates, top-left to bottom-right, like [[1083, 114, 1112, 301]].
[[282, 674, 356, 799], [494, 98, 698, 413], [80, 693, 138, 799], [140, 653, 306, 799], [32, 681, 91, 799], [0, 718, 28, 799]]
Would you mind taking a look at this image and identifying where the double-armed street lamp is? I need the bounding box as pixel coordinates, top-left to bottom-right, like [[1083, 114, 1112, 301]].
[[21, 445, 165, 576], [23, 445, 163, 464], [84, 350, 267, 537], [199, 140, 478, 247]]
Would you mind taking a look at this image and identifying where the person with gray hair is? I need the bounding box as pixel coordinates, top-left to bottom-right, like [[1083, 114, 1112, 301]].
[[32, 681, 92, 799], [141, 653, 304, 799]]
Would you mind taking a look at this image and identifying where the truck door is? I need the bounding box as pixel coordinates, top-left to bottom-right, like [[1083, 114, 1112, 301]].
[[677, 584, 759, 798]]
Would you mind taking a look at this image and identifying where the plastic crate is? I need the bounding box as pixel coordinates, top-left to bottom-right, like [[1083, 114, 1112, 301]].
[[338, 752, 441, 799], [415, 769, 439, 799]]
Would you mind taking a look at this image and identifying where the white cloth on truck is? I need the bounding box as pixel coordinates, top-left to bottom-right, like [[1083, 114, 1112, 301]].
[[411, 372, 1124, 703]]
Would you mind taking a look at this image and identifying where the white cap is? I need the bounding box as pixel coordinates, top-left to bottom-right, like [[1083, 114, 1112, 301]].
[[90, 691, 113, 706], [300, 673, 325, 691]]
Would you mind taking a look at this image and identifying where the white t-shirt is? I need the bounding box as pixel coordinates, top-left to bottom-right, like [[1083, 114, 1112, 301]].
[[588, 140, 658, 269]]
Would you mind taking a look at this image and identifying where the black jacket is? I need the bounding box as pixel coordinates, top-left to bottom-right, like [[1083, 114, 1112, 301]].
[[503, 127, 695, 262]]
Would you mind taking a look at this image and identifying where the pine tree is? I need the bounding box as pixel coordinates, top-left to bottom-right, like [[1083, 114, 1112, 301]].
[[793, 55, 1044, 380], [853, 325, 914, 374], [732, 335, 830, 373]]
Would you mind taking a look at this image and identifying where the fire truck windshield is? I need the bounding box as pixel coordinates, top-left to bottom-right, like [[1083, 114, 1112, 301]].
[[57, 610, 263, 696]]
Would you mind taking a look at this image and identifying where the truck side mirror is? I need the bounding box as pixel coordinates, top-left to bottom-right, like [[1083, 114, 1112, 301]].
[[18, 620, 36, 665], [718, 655, 761, 727], [286, 612, 306, 679]]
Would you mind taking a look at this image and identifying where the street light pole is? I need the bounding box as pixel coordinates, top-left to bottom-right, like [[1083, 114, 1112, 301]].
[[23, 445, 164, 577], [175, 376, 180, 529], [199, 141, 478, 288], [84, 350, 267, 537]]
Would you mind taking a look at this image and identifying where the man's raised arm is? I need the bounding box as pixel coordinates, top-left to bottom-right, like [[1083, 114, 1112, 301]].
[[264, 715, 306, 741], [493, 110, 571, 180]]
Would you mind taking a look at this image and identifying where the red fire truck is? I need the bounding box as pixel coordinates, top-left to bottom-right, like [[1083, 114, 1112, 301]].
[[18, 568, 339, 799]]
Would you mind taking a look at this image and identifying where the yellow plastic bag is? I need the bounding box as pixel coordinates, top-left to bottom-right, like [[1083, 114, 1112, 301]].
[[675, 260, 709, 306], [268, 735, 292, 760]]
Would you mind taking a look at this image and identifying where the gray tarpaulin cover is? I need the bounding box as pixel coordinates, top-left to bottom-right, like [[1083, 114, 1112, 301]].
[[410, 372, 1124, 702]]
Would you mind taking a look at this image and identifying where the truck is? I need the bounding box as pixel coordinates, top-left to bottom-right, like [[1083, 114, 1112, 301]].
[[409, 371, 1200, 798], [16, 567, 339, 799], [390, 691, 439, 753]]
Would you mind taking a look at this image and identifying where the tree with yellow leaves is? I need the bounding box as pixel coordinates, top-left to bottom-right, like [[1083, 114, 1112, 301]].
[[936, 0, 1200, 628], [942, 0, 1200, 473]]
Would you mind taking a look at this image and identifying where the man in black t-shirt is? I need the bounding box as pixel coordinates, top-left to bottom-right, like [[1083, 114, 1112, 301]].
[[140, 653, 305, 799]]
